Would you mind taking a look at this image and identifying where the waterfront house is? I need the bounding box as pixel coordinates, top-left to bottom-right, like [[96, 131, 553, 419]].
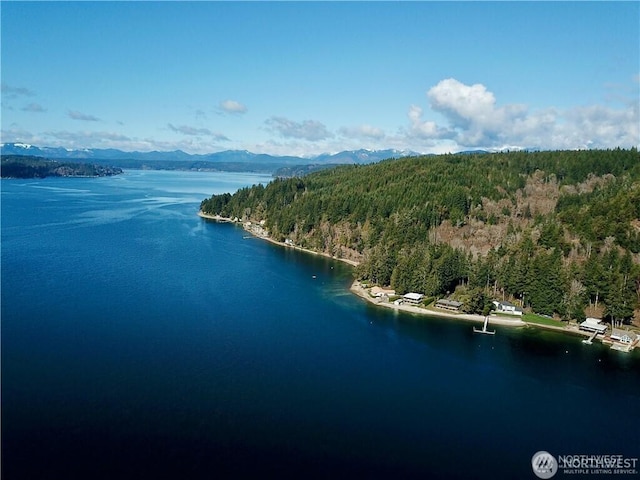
[[610, 329, 637, 344], [492, 300, 523, 316], [579, 318, 608, 334], [371, 286, 396, 298], [403, 293, 424, 305], [435, 299, 463, 311]]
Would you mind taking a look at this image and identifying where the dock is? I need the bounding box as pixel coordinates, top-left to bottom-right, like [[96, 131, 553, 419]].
[[582, 331, 599, 345], [473, 316, 496, 335], [610, 343, 632, 353]]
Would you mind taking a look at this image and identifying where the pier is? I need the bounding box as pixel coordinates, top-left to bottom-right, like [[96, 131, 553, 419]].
[[582, 331, 599, 345], [473, 316, 496, 335]]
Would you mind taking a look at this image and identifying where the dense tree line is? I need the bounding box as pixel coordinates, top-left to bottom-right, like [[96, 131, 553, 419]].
[[201, 148, 640, 324], [556, 176, 640, 253]]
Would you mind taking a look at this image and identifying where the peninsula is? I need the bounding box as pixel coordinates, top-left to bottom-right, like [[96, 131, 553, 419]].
[[200, 149, 640, 348], [198, 209, 636, 348], [1, 155, 123, 178]]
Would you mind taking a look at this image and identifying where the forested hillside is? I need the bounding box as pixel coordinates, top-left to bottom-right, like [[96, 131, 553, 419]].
[[201, 149, 640, 325], [1, 155, 123, 178]]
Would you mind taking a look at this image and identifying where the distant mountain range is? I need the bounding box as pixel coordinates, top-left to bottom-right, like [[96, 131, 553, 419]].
[[0, 143, 421, 174]]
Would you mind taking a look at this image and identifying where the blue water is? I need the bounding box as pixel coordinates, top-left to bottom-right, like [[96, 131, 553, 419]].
[[2, 171, 639, 479]]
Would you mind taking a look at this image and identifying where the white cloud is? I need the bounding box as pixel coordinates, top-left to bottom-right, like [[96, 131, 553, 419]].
[[561, 104, 639, 149], [219, 100, 247, 114], [1, 127, 40, 144], [45, 130, 132, 144], [406, 78, 639, 151], [2, 84, 38, 112], [167, 123, 229, 140], [68, 110, 100, 122], [265, 116, 333, 141], [22, 103, 47, 113], [426, 78, 528, 146], [428, 78, 498, 126], [1, 83, 36, 99], [339, 124, 385, 140], [252, 139, 316, 158], [407, 104, 450, 139]]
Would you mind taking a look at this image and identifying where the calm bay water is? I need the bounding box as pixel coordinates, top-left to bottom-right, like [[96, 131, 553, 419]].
[[2, 170, 639, 479]]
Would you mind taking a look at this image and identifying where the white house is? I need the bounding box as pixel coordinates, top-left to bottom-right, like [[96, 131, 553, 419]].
[[579, 318, 608, 334], [403, 293, 424, 305], [371, 286, 396, 298], [492, 300, 523, 316]]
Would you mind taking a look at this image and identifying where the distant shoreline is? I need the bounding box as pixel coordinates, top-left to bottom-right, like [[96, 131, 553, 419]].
[[198, 210, 602, 338]]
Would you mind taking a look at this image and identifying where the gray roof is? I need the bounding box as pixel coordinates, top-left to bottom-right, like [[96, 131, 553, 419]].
[[436, 299, 463, 307], [611, 329, 637, 340]]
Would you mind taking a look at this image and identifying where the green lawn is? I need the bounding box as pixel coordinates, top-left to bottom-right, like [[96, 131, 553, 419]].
[[522, 313, 565, 328]]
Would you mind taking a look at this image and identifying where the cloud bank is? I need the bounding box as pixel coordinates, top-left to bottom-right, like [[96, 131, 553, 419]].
[[408, 77, 639, 151], [2, 78, 636, 155]]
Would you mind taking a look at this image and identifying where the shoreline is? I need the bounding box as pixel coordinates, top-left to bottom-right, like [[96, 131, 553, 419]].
[[349, 279, 614, 340], [349, 280, 527, 328], [198, 210, 630, 345], [198, 210, 528, 329], [198, 211, 359, 266]]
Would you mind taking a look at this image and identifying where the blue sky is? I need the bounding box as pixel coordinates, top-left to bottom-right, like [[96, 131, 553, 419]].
[[2, 1, 638, 156]]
